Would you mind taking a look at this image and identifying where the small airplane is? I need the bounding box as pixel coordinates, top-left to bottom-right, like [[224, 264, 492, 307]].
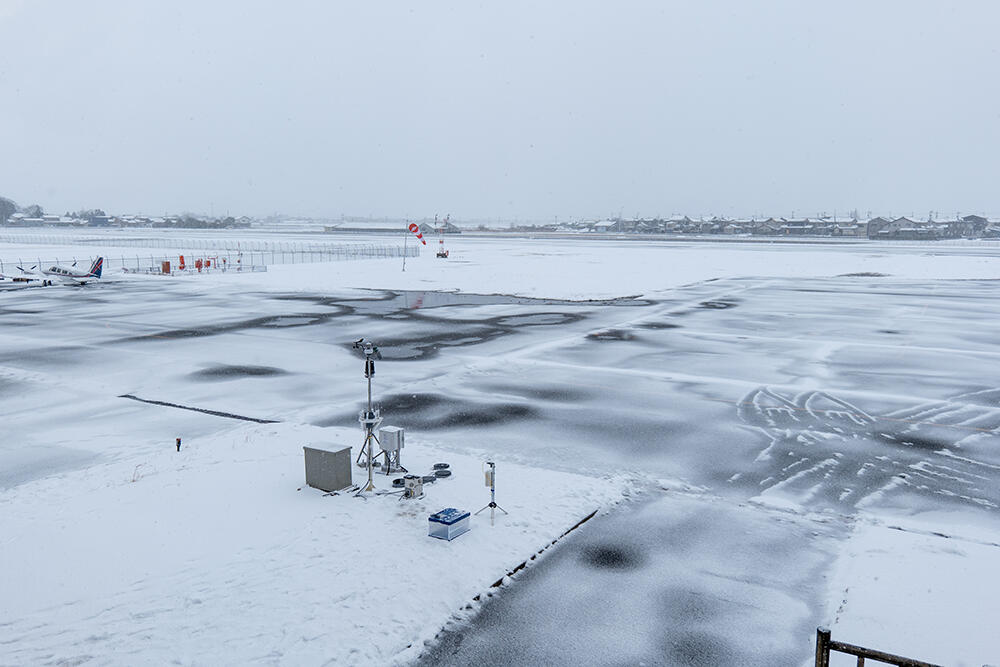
[[1, 257, 104, 287], [0, 264, 45, 287], [41, 256, 104, 284]]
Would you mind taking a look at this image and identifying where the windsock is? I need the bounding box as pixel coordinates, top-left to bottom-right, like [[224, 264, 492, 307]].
[[408, 223, 427, 245]]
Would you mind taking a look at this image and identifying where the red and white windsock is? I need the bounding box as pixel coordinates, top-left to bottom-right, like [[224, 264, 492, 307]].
[[408, 222, 427, 245]]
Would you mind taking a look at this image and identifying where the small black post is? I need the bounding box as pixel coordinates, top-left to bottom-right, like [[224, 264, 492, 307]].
[[176, 437, 182, 452]]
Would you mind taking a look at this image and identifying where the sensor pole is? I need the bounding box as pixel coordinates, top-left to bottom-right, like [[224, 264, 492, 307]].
[[475, 461, 508, 526], [353, 339, 383, 496]]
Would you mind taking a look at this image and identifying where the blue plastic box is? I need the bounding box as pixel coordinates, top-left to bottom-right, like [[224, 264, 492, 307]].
[[428, 508, 470, 541]]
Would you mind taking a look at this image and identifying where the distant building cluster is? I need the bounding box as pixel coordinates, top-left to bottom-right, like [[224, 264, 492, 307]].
[[515, 214, 1000, 240], [1, 212, 253, 229], [323, 219, 463, 235]]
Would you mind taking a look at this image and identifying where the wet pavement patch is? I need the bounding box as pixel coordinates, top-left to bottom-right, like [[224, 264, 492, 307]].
[[259, 315, 326, 328], [586, 328, 639, 342], [117, 311, 350, 342], [698, 299, 739, 309], [315, 392, 539, 430], [493, 313, 578, 327], [271, 289, 651, 313], [481, 384, 591, 403], [660, 588, 722, 624], [0, 307, 43, 315], [338, 312, 586, 361], [0, 345, 90, 367], [580, 543, 645, 570], [662, 630, 737, 667], [189, 365, 289, 381], [116, 286, 631, 360], [636, 321, 682, 330], [875, 432, 948, 452]]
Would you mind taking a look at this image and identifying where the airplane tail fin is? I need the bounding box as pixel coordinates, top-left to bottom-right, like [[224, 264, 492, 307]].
[[88, 257, 104, 279]]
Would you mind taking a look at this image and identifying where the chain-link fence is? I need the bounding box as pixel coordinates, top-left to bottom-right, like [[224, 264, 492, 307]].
[[0, 233, 421, 253], [0, 243, 419, 276]]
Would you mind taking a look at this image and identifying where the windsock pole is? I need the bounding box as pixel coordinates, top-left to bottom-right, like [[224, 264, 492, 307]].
[[408, 222, 426, 245]]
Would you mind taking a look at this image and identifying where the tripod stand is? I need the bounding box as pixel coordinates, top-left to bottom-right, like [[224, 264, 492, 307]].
[[475, 461, 508, 526]]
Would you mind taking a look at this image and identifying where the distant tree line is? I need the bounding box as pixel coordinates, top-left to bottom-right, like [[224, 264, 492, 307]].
[[66, 208, 107, 220], [0, 196, 16, 223], [0, 195, 46, 223], [0, 196, 249, 229]]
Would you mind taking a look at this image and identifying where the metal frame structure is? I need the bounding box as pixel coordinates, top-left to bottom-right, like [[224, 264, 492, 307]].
[[815, 627, 942, 667]]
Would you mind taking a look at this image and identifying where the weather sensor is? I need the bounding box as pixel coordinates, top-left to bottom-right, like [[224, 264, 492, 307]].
[[352, 338, 383, 495], [475, 461, 508, 526]]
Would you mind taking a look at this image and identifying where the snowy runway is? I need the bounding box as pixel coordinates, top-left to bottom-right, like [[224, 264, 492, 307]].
[[2, 235, 999, 665]]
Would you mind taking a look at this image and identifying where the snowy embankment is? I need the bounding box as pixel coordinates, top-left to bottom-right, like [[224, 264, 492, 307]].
[[4, 234, 997, 300], [202, 236, 1000, 300], [0, 421, 625, 665]]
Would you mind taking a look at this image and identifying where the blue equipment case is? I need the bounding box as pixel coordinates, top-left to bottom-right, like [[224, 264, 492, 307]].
[[428, 507, 471, 541]]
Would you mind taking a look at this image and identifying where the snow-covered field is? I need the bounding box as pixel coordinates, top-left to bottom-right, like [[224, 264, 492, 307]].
[[2, 233, 999, 665]]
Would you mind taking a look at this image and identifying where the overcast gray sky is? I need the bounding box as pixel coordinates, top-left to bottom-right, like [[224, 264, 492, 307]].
[[1, 1, 997, 220]]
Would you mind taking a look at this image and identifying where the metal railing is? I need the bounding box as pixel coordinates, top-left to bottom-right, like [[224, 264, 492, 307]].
[[815, 627, 942, 667]]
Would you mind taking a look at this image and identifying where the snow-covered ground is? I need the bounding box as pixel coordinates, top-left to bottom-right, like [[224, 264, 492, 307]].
[[1, 421, 623, 666], [2, 233, 998, 665]]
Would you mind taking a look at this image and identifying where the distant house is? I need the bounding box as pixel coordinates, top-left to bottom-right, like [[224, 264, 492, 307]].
[[830, 219, 862, 237], [962, 214, 988, 226], [634, 220, 658, 233], [865, 217, 893, 239], [780, 219, 815, 236], [957, 214, 989, 237], [591, 220, 618, 233], [869, 217, 943, 240], [751, 218, 781, 235], [697, 220, 721, 234]]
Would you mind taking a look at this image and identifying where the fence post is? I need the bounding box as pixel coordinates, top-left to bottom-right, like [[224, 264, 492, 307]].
[[815, 627, 831, 667]]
